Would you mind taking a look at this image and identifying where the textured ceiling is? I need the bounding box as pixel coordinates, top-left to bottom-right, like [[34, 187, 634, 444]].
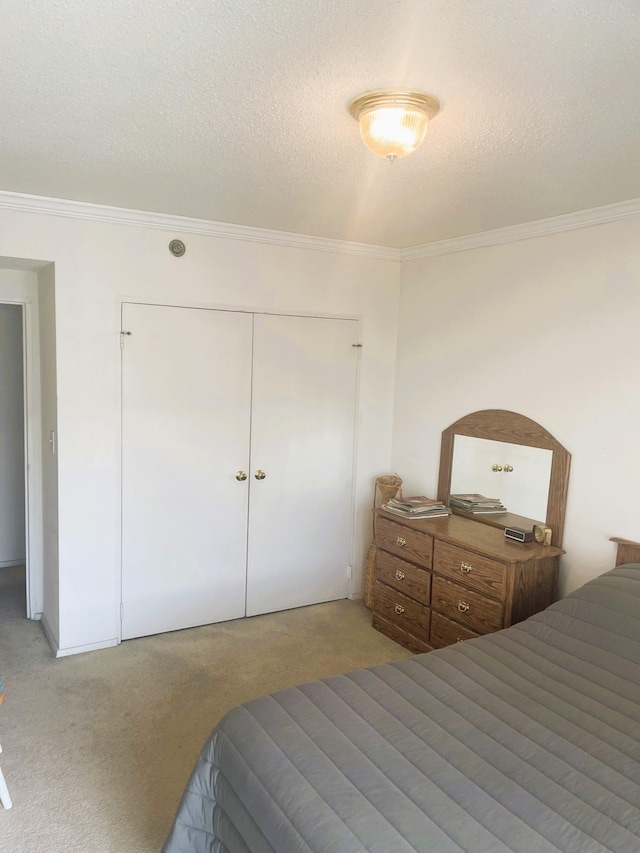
[[1, 0, 639, 248]]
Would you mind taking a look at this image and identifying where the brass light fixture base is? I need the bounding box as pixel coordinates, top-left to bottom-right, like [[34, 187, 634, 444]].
[[348, 88, 440, 122]]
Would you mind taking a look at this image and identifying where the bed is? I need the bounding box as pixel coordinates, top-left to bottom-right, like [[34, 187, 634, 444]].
[[163, 545, 640, 853]]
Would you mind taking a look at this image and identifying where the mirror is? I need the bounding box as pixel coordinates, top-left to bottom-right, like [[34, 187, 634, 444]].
[[450, 436, 552, 523], [437, 410, 570, 547]]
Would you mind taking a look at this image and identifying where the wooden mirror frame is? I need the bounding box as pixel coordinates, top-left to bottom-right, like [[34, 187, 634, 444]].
[[437, 410, 571, 548]]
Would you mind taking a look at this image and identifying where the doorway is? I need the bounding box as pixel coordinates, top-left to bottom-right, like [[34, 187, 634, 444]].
[[0, 303, 26, 621], [0, 261, 50, 628]]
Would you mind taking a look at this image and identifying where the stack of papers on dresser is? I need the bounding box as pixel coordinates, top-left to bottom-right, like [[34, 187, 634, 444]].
[[382, 496, 451, 519], [449, 493, 507, 514]]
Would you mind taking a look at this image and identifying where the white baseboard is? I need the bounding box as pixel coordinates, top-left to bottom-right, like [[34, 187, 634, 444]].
[[41, 610, 120, 657], [40, 614, 59, 656], [348, 591, 364, 601], [54, 637, 120, 658]]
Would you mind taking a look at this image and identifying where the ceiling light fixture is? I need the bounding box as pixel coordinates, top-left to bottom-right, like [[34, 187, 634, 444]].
[[348, 88, 440, 162]]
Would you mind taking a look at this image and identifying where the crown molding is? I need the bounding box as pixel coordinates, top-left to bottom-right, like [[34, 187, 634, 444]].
[[401, 197, 640, 261], [2, 189, 638, 263], [0, 191, 402, 262]]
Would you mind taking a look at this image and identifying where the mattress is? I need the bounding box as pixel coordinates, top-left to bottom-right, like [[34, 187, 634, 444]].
[[163, 565, 640, 853]]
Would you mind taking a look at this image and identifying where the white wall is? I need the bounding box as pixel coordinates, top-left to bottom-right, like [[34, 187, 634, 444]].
[[0, 301, 25, 563], [0, 207, 400, 654], [3, 199, 636, 651], [393, 216, 640, 596]]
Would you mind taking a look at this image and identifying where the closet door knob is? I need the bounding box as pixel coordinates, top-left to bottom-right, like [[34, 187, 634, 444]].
[[235, 471, 247, 481], [254, 470, 266, 480]]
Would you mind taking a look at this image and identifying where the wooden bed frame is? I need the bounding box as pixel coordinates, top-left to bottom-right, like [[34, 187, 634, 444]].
[[611, 537, 640, 567]]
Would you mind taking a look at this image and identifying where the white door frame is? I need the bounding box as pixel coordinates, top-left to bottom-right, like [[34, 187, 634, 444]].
[[0, 295, 44, 619]]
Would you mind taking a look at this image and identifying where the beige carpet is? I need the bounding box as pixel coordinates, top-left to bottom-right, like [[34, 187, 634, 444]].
[[0, 564, 26, 621], [0, 571, 410, 852]]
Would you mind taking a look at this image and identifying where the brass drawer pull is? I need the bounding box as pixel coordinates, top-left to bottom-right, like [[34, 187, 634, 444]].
[[394, 604, 405, 615], [457, 600, 470, 613], [395, 536, 406, 547], [460, 561, 473, 573], [395, 569, 405, 581]]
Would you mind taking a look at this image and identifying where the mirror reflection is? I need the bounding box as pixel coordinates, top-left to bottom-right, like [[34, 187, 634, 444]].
[[450, 435, 552, 523]]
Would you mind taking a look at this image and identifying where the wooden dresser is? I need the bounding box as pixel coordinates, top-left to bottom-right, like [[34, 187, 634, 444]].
[[372, 510, 564, 653]]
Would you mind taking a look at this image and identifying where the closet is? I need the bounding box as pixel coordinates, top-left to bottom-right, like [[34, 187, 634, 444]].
[[121, 302, 358, 640]]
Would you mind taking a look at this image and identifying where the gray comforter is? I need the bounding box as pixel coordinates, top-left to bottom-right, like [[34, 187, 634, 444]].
[[163, 565, 640, 853]]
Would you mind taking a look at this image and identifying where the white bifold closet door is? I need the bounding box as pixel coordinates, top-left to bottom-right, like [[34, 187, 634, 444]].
[[121, 303, 253, 640], [247, 314, 357, 616], [121, 304, 357, 640]]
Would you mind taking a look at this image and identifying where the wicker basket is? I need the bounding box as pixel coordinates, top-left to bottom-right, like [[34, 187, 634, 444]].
[[363, 475, 402, 609]]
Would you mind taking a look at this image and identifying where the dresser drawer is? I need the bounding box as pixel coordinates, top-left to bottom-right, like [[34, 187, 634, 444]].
[[375, 550, 431, 605], [430, 611, 480, 649], [431, 575, 503, 634], [375, 515, 433, 569], [372, 613, 432, 654], [433, 540, 505, 599], [373, 580, 430, 640]]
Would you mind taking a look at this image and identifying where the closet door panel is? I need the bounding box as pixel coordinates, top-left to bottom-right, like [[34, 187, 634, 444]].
[[246, 314, 358, 616], [121, 303, 252, 640]]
